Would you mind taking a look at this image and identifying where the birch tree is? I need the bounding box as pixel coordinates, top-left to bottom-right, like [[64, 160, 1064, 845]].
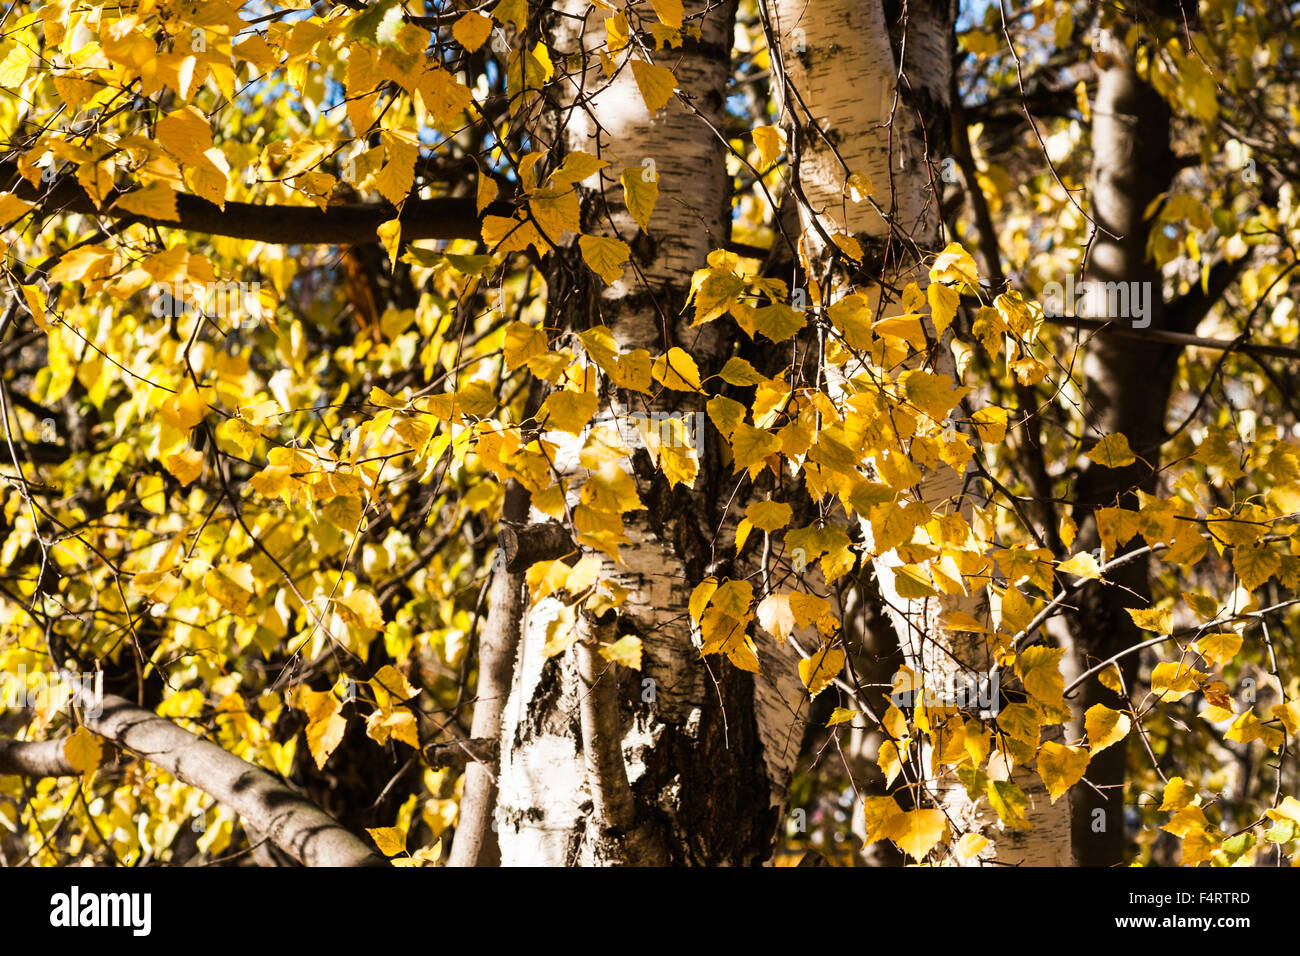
[[0, 0, 1298, 872]]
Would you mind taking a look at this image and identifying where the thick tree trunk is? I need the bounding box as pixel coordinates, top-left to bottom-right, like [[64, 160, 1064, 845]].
[[770, 0, 1072, 864], [494, 0, 807, 865]]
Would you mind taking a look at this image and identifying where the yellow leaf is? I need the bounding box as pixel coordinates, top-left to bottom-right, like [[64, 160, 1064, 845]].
[[113, 181, 179, 222], [1151, 660, 1202, 702], [549, 151, 609, 187], [1037, 741, 1089, 802], [63, 728, 102, 775], [528, 187, 581, 241], [650, 347, 702, 392], [156, 106, 213, 166], [630, 59, 676, 113], [0, 192, 34, 224], [323, 495, 364, 532], [831, 233, 863, 261], [954, 832, 989, 860], [494, 0, 528, 30], [827, 707, 858, 727], [1160, 777, 1195, 811], [1017, 644, 1065, 710], [900, 369, 966, 421], [893, 564, 936, 599], [751, 125, 786, 168], [1084, 703, 1131, 755], [137, 474, 167, 516], [19, 283, 47, 332], [729, 423, 780, 474], [306, 709, 346, 769], [475, 165, 498, 214], [690, 255, 745, 325], [845, 172, 872, 202], [1057, 551, 1101, 580], [929, 242, 979, 286], [749, 303, 806, 342], [599, 636, 642, 669], [756, 593, 795, 641], [503, 323, 548, 372], [162, 447, 204, 486], [826, 293, 873, 350], [367, 826, 407, 857], [621, 166, 658, 232], [1271, 700, 1300, 737], [452, 11, 493, 52], [377, 129, 419, 205], [927, 282, 960, 336], [541, 389, 599, 434], [689, 577, 718, 623], [1233, 543, 1280, 591], [205, 562, 256, 616], [1224, 708, 1266, 746], [649, 0, 683, 28], [1084, 433, 1137, 468], [337, 589, 384, 631], [579, 234, 630, 284], [1194, 632, 1242, 666], [371, 664, 417, 702], [861, 796, 903, 846], [887, 809, 948, 861], [872, 313, 927, 351], [987, 779, 1032, 829], [970, 406, 1008, 444], [160, 386, 207, 431], [1266, 795, 1300, 826], [699, 608, 760, 673], [604, 12, 630, 58], [718, 357, 766, 386], [745, 500, 792, 532], [798, 644, 843, 698], [1127, 605, 1172, 633], [0, 38, 33, 88]]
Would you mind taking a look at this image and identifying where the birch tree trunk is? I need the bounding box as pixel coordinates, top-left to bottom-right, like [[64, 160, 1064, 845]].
[[493, 0, 808, 866], [768, 0, 1073, 865]]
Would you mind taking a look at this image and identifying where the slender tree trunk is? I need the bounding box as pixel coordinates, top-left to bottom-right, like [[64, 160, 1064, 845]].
[[448, 482, 529, 866], [1065, 27, 1177, 866], [769, 0, 1072, 864]]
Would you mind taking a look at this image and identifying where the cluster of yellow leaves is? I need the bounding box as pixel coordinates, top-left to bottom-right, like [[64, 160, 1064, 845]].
[[292, 664, 420, 769]]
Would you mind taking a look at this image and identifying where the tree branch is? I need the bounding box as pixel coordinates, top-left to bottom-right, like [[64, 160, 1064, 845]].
[[0, 738, 79, 777], [499, 520, 577, 573], [5, 165, 509, 246], [0, 690, 386, 867], [446, 486, 529, 868], [1040, 312, 1300, 360]]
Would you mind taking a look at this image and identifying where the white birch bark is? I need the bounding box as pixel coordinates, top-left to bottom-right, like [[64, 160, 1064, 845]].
[[769, 0, 1073, 865], [494, 0, 807, 866]]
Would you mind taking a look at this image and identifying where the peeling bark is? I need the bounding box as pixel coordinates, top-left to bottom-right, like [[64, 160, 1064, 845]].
[[494, 0, 808, 866], [770, 0, 1073, 864]]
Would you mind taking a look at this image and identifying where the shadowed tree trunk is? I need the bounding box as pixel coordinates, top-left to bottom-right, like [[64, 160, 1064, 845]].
[[492, 0, 808, 866], [1064, 22, 1178, 867]]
